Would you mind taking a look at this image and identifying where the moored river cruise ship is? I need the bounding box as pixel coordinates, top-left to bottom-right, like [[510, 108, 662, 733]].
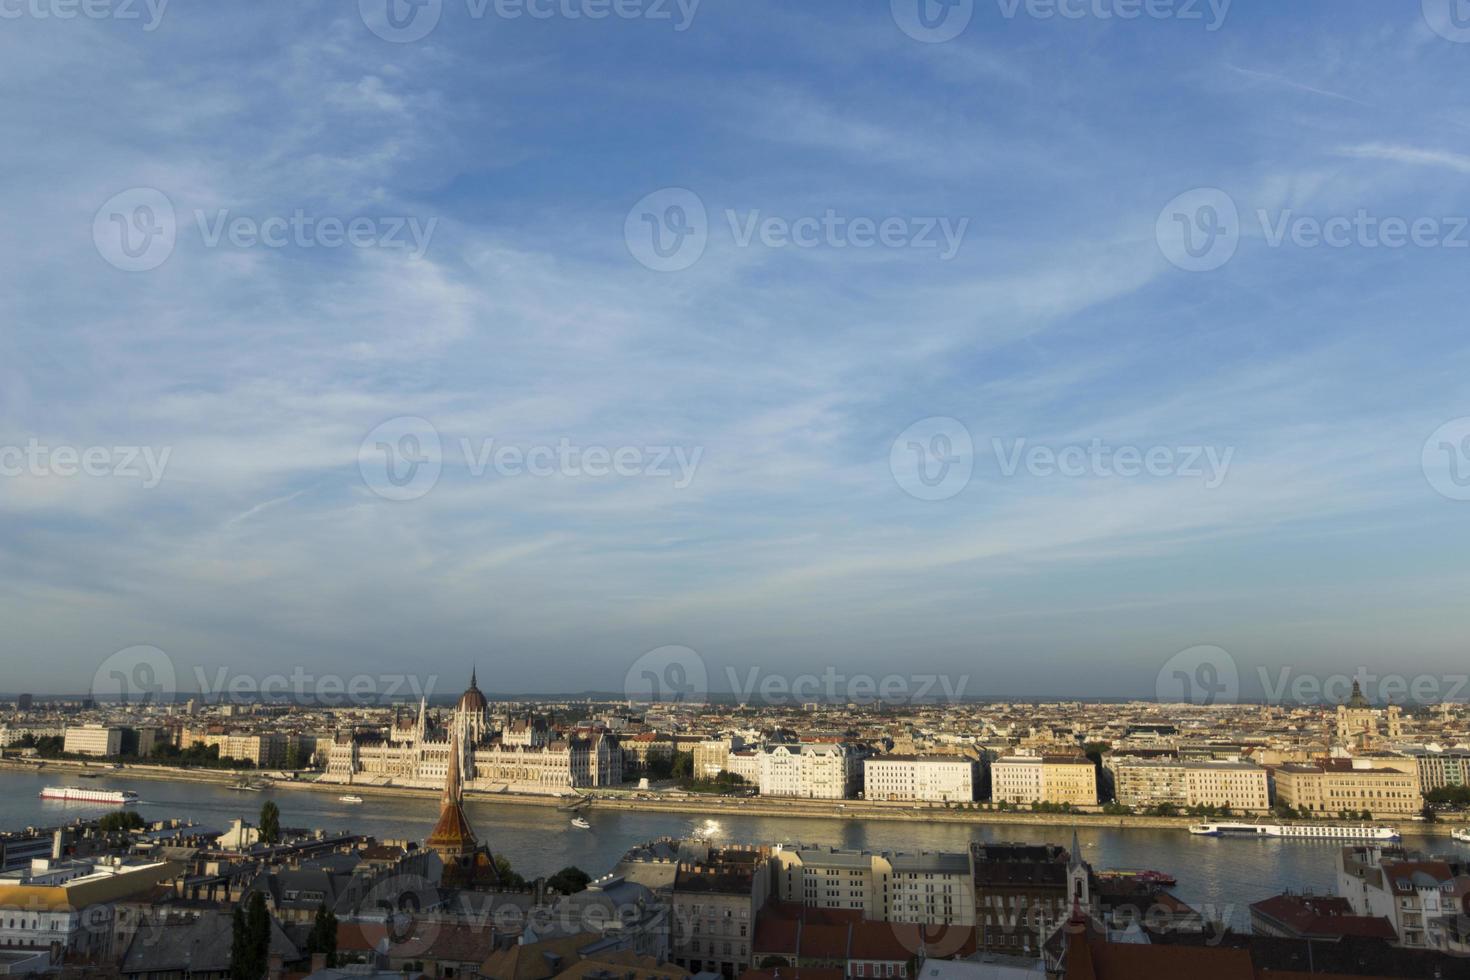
[[1189, 821, 1399, 841]]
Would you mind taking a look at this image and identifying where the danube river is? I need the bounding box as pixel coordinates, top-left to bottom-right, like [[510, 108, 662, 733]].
[[4, 770, 1463, 932]]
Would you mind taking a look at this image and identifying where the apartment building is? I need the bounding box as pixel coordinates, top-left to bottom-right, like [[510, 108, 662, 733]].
[[887, 850, 975, 927], [972, 839, 1093, 959], [63, 724, 123, 757], [725, 749, 760, 785], [991, 755, 1097, 806], [757, 743, 859, 799], [670, 845, 771, 979], [1337, 845, 1470, 954], [1107, 758, 1269, 812], [1273, 760, 1423, 816], [0, 856, 176, 956], [0, 724, 63, 747], [621, 732, 676, 773], [770, 845, 976, 926], [863, 755, 976, 802], [694, 736, 745, 779], [1396, 747, 1470, 794]]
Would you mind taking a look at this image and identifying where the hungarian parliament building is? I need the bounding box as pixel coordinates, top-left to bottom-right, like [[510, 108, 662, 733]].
[[325, 671, 622, 795]]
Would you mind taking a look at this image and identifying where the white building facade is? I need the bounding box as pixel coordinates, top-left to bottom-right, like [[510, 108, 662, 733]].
[[864, 755, 976, 802]]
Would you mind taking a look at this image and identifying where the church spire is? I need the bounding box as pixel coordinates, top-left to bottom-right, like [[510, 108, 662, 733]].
[[443, 727, 463, 807], [427, 726, 478, 860]]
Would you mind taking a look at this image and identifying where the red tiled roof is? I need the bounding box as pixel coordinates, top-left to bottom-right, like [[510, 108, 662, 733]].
[[1250, 894, 1396, 941]]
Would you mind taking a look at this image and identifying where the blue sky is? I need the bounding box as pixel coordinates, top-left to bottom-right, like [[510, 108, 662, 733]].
[[2, 1, 1470, 701]]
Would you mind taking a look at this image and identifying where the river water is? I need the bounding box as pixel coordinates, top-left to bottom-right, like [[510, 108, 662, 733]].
[[5, 769, 1463, 933]]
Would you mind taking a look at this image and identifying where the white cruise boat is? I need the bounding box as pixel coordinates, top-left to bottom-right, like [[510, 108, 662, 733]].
[[570, 816, 591, 829], [1453, 827, 1470, 844], [40, 786, 139, 805], [1189, 821, 1399, 841], [339, 795, 364, 804]]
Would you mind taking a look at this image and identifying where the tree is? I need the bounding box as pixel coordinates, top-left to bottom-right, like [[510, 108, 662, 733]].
[[547, 866, 591, 894], [99, 810, 145, 834], [230, 895, 271, 980], [258, 801, 281, 845], [307, 902, 338, 967], [671, 751, 694, 779], [230, 907, 249, 980], [245, 892, 271, 979], [494, 855, 527, 889]]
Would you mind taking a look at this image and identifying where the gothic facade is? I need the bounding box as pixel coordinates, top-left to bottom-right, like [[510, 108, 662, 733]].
[[326, 671, 622, 794]]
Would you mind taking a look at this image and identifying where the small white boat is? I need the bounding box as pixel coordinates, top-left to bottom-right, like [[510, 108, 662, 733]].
[[1453, 828, 1470, 844], [570, 816, 591, 829], [339, 795, 364, 804]]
